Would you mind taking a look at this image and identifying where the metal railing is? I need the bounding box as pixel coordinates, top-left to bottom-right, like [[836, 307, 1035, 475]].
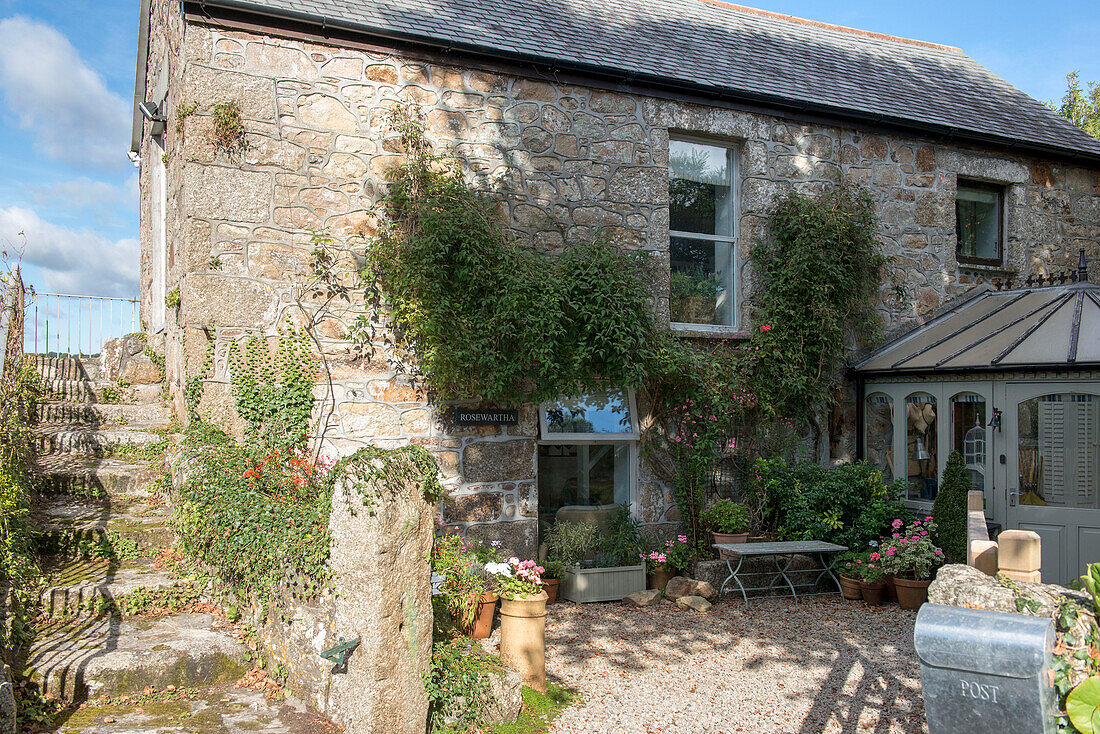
[[24, 292, 140, 357]]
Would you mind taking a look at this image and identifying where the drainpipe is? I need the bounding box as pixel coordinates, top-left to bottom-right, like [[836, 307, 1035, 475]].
[[855, 376, 866, 462]]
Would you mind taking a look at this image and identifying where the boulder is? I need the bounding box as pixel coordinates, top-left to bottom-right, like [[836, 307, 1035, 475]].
[[0, 662, 14, 734], [665, 576, 717, 602], [623, 589, 662, 607], [676, 595, 712, 613], [928, 564, 1087, 617], [480, 663, 523, 724], [120, 353, 162, 385]]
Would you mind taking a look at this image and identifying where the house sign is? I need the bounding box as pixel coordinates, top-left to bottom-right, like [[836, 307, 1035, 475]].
[[452, 408, 519, 426]]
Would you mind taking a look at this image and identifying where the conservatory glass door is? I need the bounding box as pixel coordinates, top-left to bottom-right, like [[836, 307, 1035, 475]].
[[1006, 382, 1100, 584]]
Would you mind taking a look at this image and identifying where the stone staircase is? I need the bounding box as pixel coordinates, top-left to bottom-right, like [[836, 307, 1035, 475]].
[[15, 355, 333, 732]]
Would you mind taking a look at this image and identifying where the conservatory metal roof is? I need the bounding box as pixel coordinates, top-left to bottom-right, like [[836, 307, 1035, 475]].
[[853, 266, 1100, 376]]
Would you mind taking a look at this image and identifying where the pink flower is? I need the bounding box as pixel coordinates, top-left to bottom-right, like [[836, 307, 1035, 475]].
[[870, 552, 880, 560], [885, 549, 895, 556], [920, 530, 929, 536], [934, 549, 943, 555], [925, 516, 933, 522], [891, 519, 904, 529], [892, 533, 900, 538], [899, 538, 908, 544]]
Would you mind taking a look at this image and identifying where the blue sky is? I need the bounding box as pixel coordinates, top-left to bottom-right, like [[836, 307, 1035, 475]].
[[0, 0, 1096, 299]]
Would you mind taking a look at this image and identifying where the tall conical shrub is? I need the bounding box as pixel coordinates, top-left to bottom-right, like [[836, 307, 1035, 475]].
[[932, 450, 970, 564]]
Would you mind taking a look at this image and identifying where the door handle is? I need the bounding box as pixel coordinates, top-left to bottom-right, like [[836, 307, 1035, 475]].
[[1008, 489, 1018, 507]]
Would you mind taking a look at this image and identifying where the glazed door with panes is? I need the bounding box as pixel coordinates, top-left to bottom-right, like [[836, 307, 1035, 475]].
[[1005, 382, 1100, 584]]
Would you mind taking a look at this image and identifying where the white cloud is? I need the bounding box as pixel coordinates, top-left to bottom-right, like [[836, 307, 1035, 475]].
[[28, 173, 139, 223], [0, 205, 138, 297], [0, 16, 130, 169]]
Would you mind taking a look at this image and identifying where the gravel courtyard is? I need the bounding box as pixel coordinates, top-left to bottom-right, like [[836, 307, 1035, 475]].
[[543, 597, 927, 734]]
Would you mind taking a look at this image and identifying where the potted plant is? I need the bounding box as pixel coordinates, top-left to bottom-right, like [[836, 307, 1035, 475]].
[[641, 534, 694, 592], [701, 499, 750, 545], [432, 532, 498, 639], [859, 555, 887, 606], [836, 552, 863, 601], [888, 515, 945, 610], [539, 560, 565, 604], [495, 557, 549, 693], [551, 506, 646, 603], [670, 268, 721, 324]]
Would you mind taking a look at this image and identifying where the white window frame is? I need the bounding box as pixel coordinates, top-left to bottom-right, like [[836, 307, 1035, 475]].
[[538, 389, 640, 442], [668, 134, 740, 332], [537, 389, 641, 512]]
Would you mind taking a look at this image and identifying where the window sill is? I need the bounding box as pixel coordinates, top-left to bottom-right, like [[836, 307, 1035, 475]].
[[958, 262, 1015, 277], [670, 323, 749, 339]]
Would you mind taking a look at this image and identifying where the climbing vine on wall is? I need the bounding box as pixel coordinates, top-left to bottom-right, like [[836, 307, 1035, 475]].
[[366, 104, 661, 406], [227, 328, 317, 450]]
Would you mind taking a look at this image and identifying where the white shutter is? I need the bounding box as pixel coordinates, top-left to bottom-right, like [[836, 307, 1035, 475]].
[[1039, 401, 1067, 505]]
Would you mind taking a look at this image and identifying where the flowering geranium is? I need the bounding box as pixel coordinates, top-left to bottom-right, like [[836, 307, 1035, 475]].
[[640, 550, 670, 574], [886, 517, 945, 580], [495, 557, 545, 599]]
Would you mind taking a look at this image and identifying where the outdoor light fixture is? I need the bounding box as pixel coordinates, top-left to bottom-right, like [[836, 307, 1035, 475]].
[[988, 408, 1003, 432], [139, 101, 167, 137], [912, 436, 930, 462]]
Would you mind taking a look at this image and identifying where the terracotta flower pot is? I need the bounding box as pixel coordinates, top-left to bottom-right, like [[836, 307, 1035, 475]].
[[462, 592, 498, 640], [860, 581, 886, 606], [838, 575, 862, 600], [540, 578, 560, 605], [499, 590, 549, 693], [712, 531, 749, 545], [647, 567, 675, 592], [884, 575, 898, 604], [893, 577, 930, 610]]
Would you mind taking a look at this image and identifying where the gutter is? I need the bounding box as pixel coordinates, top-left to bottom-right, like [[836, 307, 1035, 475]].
[[182, 0, 1100, 168], [130, 0, 153, 155]]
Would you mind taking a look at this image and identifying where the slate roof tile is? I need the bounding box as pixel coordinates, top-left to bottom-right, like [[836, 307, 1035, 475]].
[[207, 0, 1100, 158]]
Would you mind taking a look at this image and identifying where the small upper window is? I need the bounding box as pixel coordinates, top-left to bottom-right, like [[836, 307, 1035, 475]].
[[540, 390, 637, 440], [955, 181, 1004, 266], [669, 138, 738, 328]]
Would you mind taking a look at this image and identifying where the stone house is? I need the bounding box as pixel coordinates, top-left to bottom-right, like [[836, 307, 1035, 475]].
[[131, 0, 1100, 560]]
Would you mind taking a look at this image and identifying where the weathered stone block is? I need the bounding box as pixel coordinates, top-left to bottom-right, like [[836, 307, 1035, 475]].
[[184, 66, 276, 121], [180, 274, 278, 328], [443, 492, 504, 523], [245, 43, 316, 79], [340, 402, 402, 438], [462, 440, 535, 483], [623, 589, 662, 606], [464, 520, 537, 559], [676, 595, 712, 613], [184, 165, 271, 223], [297, 93, 358, 132]]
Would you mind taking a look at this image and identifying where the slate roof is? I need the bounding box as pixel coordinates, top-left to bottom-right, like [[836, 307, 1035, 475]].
[[199, 0, 1100, 162]]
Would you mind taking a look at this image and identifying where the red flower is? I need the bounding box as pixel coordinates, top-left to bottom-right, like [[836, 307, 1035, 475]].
[[760, 324, 772, 332]]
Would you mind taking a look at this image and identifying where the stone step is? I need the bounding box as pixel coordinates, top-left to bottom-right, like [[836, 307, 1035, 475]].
[[35, 401, 171, 426], [37, 557, 179, 618], [35, 455, 164, 498], [20, 613, 248, 701], [30, 492, 174, 553], [54, 683, 334, 732], [43, 379, 162, 405], [31, 355, 104, 382], [34, 425, 166, 456]]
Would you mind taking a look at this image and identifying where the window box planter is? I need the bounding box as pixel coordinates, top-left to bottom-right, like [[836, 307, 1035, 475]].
[[561, 564, 645, 603]]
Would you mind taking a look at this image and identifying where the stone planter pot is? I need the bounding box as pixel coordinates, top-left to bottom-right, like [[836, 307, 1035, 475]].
[[884, 575, 898, 604], [540, 579, 560, 605], [462, 592, 498, 640], [838, 575, 862, 600], [561, 564, 645, 603], [860, 581, 886, 606], [646, 567, 676, 592], [893, 577, 930, 610], [499, 590, 549, 693]]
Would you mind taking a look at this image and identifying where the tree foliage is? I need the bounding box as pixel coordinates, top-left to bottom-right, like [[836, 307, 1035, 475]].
[[1050, 71, 1100, 140]]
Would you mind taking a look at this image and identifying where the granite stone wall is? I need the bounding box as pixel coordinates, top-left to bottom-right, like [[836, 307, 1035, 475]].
[[139, 17, 1100, 555]]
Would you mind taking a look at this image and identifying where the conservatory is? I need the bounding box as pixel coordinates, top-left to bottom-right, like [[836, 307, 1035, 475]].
[[853, 258, 1100, 585]]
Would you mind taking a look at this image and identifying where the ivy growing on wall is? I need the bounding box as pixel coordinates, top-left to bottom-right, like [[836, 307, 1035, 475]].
[[227, 329, 317, 450]]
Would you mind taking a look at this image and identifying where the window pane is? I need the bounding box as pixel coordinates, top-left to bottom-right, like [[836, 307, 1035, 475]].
[[906, 394, 938, 501], [544, 391, 633, 435], [1018, 394, 1099, 508], [670, 140, 734, 236], [956, 185, 1000, 261], [866, 394, 894, 482], [537, 444, 631, 525], [670, 237, 734, 325], [951, 393, 987, 494]]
